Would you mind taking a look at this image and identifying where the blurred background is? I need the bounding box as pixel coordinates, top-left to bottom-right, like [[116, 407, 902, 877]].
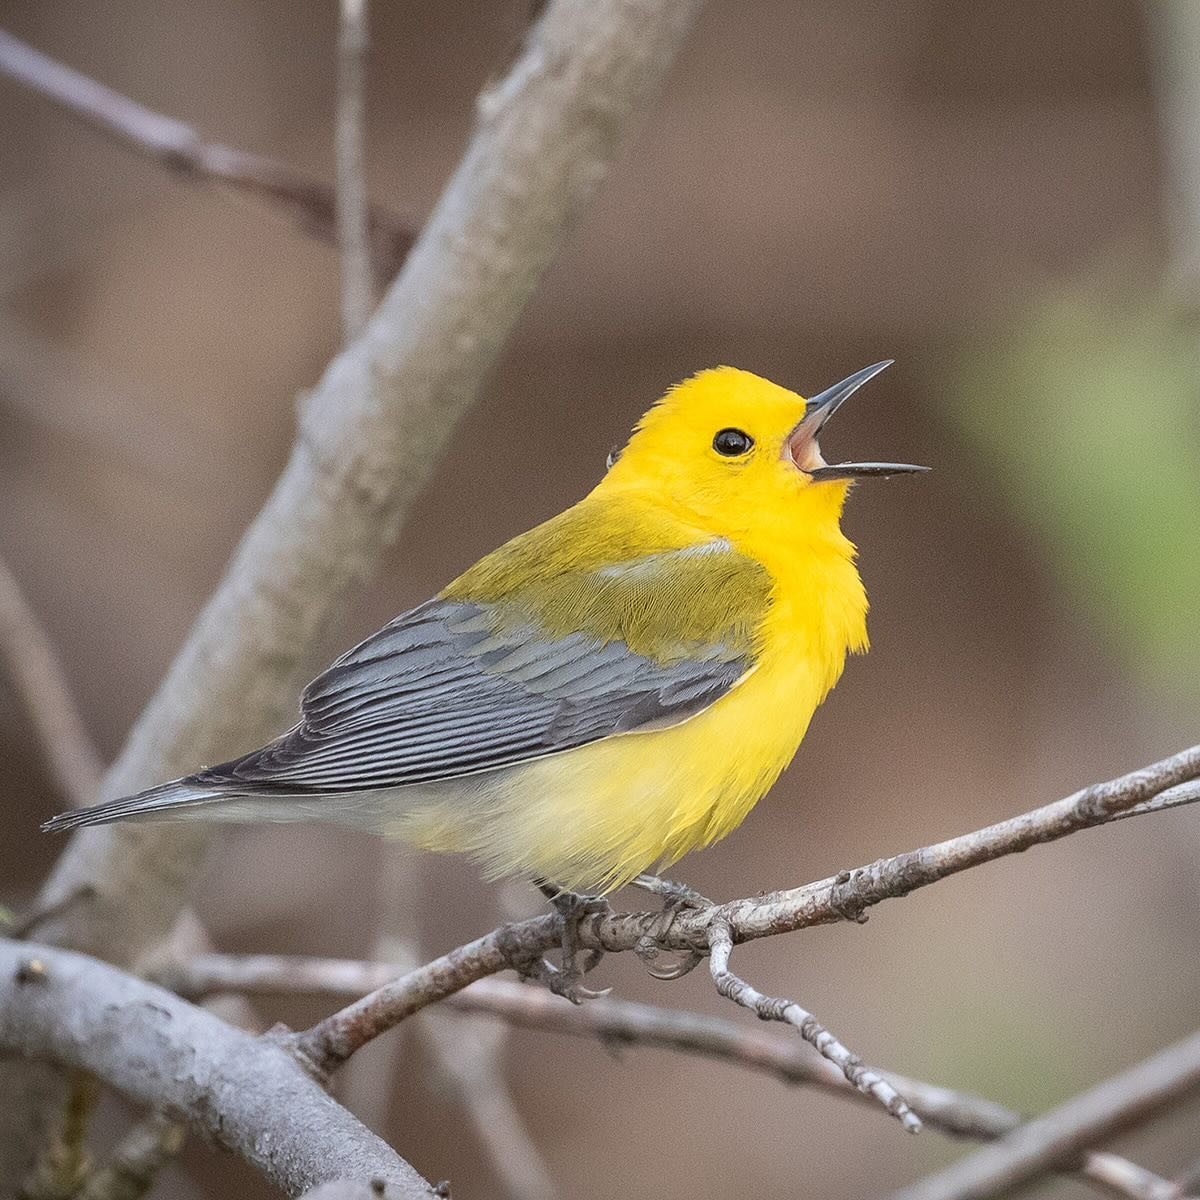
[[2, 1, 1199, 1197]]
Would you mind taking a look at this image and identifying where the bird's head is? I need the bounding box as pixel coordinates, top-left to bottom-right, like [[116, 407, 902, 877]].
[[602, 363, 927, 554]]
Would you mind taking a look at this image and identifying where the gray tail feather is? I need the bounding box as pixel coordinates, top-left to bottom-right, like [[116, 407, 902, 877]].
[[41, 779, 228, 833]]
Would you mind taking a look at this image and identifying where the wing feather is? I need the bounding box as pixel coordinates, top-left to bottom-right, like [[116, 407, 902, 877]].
[[194, 537, 771, 794]]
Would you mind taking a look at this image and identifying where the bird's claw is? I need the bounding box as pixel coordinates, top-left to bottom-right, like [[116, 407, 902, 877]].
[[537, 884, 611, 1003], [634, 936, 704, 980], [629, 873, 712, 981]]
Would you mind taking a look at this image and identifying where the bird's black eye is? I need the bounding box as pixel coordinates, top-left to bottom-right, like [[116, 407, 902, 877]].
[[712, 428, 754, 457]]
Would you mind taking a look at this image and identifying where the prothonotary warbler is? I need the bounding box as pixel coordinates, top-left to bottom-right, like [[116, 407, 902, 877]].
[[45, 363, 926, 900]]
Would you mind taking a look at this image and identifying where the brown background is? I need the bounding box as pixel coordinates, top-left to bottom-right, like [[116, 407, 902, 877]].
[[1, 2, 1197, 1198]]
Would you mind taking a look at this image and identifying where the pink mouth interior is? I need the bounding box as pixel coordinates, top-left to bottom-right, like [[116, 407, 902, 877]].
[[788, 428, 826, 472]]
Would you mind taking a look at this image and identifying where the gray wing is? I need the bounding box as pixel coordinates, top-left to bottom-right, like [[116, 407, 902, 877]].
[[196, 595, 756, 794]]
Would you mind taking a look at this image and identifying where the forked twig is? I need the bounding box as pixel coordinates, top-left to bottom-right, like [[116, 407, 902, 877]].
[[706, 918, 920, 1132], [0, 28, 413, 285]]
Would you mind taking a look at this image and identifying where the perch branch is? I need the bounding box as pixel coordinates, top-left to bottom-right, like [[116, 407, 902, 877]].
[[0, 28, 413, 284], [290, 745, 1200, 1072], [886, 1031, 1200, 1200], [335, 0, 374, 336], [0, 941, 432, 1199]]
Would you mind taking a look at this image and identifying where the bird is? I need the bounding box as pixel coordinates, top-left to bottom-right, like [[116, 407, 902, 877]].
[[45, 363, 924, 912]]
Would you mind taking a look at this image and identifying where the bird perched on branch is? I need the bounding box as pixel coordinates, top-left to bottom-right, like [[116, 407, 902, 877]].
[[46, 363, 923, 934]]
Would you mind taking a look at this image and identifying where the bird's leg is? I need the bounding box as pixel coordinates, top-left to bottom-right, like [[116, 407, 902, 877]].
[[629, 873, 711, 981], [533, 880, 610, 1004]]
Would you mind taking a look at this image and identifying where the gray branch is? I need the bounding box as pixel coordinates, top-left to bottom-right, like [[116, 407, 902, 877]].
[[33, 0, 706, 973], [5, 0, 706, 1175], [334, 0, 374, 337], [0, 552, 104, 809], [0, 941, 433, 1199], [290, 744, 1200, 1070], [0, 28, 413, 284], [885, 1031, 1200, 1200], [162, 955, 1182, 1199]]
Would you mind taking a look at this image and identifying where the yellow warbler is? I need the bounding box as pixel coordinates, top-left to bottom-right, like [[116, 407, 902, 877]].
[[45, 364, 924, 896]]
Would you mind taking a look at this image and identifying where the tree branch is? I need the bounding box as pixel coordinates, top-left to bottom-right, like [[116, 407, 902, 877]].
[[885, 1032, 1200, 1200], [160, 953, 1183, 1200], [0, 941, 433, 1199], [335, 0, 374, 336], [0, 552, 104, 809], [289, 745, 1200, 1072], [31, 0, 707, 970], [0, 28, 413, 285], [9, 0, 706, 1172]]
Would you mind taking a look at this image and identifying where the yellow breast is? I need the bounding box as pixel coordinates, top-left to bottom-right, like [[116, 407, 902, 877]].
[[409, 532, 868, 893]]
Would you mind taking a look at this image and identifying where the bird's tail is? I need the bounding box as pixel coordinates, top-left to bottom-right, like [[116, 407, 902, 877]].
[[41, 779, 231, 833]]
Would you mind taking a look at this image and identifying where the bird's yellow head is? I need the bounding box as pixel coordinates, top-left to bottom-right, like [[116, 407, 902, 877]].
[[602, 362, 925, 561]]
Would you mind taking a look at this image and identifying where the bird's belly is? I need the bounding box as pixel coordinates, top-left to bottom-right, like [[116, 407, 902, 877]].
[[393, 648, 829, 893]]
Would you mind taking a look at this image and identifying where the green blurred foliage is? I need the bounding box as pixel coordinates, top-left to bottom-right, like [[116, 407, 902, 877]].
[[944, 287, 1200, 698]]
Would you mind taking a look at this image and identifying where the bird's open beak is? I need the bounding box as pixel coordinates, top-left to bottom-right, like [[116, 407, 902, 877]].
[[788, 360, 930, 481]]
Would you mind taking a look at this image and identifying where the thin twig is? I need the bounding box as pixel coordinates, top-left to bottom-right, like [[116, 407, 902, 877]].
[[161, 953, 1179, 1200], [0, 554, 104, 807], [290, 745, 1200, 1072], [707, 918, 919, 1131], [1082, 1155, 1184, 1200], [335, 0, 374, 337], [421, 1010, 558, 1200], [885, 1031, 1200, 1200], [0, 28, 413, 285]]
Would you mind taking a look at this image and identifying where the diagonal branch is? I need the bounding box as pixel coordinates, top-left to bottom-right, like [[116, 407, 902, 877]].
[[0, 941, 432, 1198], [706, 916, 919, 1130], [31, 0, 708, 970], [884, 1032, 1200, 1200], [290, 744, 1200, 1072], [0, 552, 104, 808], [7, 0, 708, 1175], [0, 28, 413, 285]]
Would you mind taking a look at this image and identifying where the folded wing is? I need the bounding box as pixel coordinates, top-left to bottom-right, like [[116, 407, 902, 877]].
[[198, 539, 771, 793]]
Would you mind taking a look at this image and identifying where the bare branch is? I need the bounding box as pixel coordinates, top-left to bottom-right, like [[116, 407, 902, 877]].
[[161, 953, 1180, 1200], [0, 553, 104, 808], [0, 28, 413, 284], [1082, 1155, 1185, 1200], [32, 0, 707, 970], [335, 0, 374, 336], [0, 942, 432, 1198], [707, 917, 919, 1131], [9, 0, 707, 1170], [885, 1032, 1200, 1200], [420, 1009, 558, 1200], [290, 745, 1200, 1071]]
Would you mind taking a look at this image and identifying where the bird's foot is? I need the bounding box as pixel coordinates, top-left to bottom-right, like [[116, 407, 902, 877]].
[[536, 883, 611, 1004], [630, 873, 711, 981]]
